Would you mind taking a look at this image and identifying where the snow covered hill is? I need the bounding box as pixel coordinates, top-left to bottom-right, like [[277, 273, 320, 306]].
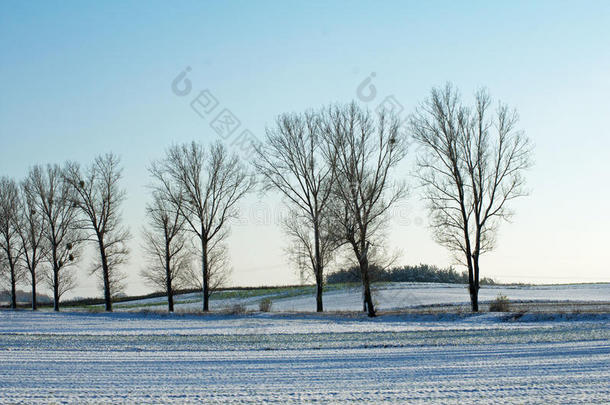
[[112, 282, 610, 313]]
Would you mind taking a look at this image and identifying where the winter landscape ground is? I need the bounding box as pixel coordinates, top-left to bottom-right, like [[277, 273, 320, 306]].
[[106, 282, 610, 313], [0, 283, 609, 404]]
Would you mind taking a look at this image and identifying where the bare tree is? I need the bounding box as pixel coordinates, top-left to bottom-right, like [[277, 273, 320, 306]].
[[254, 112, 336, 312], [18, 180, 49, 310], [410, 83, 532, 311], [64, 153, 131, 312], [149, 141, 254, 311], [321, 102, 408, 317], [26, 165, 81, 311], [141, 190, 192, 312], [0, 177, 24, 309]]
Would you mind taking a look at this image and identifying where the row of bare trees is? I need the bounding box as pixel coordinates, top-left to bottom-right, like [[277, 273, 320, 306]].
[[255, 103, 407, 316], [255, 84, 531, 315], [0, 143, 253, 313], [138, 105, 405, 316], [0, 155, 130, 311], [1, 83, 532, 315]]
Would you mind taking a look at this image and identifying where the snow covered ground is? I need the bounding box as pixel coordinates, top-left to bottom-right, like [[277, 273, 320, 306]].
[[269, 282, 610, 312], [0, 311, 608, 403], [113, 282, 610, 312]]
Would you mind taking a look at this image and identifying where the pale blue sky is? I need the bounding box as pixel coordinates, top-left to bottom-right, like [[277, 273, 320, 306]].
[[1, 1, 609, 297]]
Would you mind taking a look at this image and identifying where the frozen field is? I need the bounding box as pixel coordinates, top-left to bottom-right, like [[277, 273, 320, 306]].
[[112, 282, 610, 312], [0, 311, 609, 404]]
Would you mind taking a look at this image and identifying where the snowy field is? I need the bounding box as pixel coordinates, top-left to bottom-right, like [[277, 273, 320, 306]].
[[0, 310, 609, 404], [112, 282, 610, 312]]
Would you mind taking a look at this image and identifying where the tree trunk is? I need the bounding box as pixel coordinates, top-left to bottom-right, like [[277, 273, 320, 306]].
[[165, 243, 174, 312], [53, 265, 60, 312], [359, 255, 375, 317], [467, 267, 478, 312], [10, 264, 17, 309], [470, 254, 481, 312], [463, 243, 476, 312], [313, 223, 323, 312], [167, 278, 174, 312], [31, 269, 37, 311], [315, 275, 323, 312], [99, 242, 112, 312], [469, 285, 479, 312], [201, 237, 209, 312]]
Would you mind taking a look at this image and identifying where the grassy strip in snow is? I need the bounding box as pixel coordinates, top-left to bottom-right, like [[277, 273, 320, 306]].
[[112, 282, 368, 309]]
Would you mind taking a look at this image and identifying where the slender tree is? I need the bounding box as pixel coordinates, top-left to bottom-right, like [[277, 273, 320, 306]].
[[0, 177, 24, 309], [25, 164, 81, 311], [141, 190, 192, 312], [18, 179, 48, 310], [254, 112, 336, 312], [150, 141, 254, 311], [64, 153, 131, 312], [321, 102, 408, 317], [410, 83, 532, 311]]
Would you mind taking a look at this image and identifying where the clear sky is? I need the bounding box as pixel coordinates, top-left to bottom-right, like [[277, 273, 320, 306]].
[[1, 1, 609, 298]]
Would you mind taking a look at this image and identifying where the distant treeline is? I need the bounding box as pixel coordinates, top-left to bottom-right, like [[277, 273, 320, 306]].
[[327, 264, 496, 285], [0, 290, 53, 305]]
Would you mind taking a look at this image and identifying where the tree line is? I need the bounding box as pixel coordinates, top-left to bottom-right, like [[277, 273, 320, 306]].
[[326, 263, 497, 285], [0, 83, 532, 316]]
